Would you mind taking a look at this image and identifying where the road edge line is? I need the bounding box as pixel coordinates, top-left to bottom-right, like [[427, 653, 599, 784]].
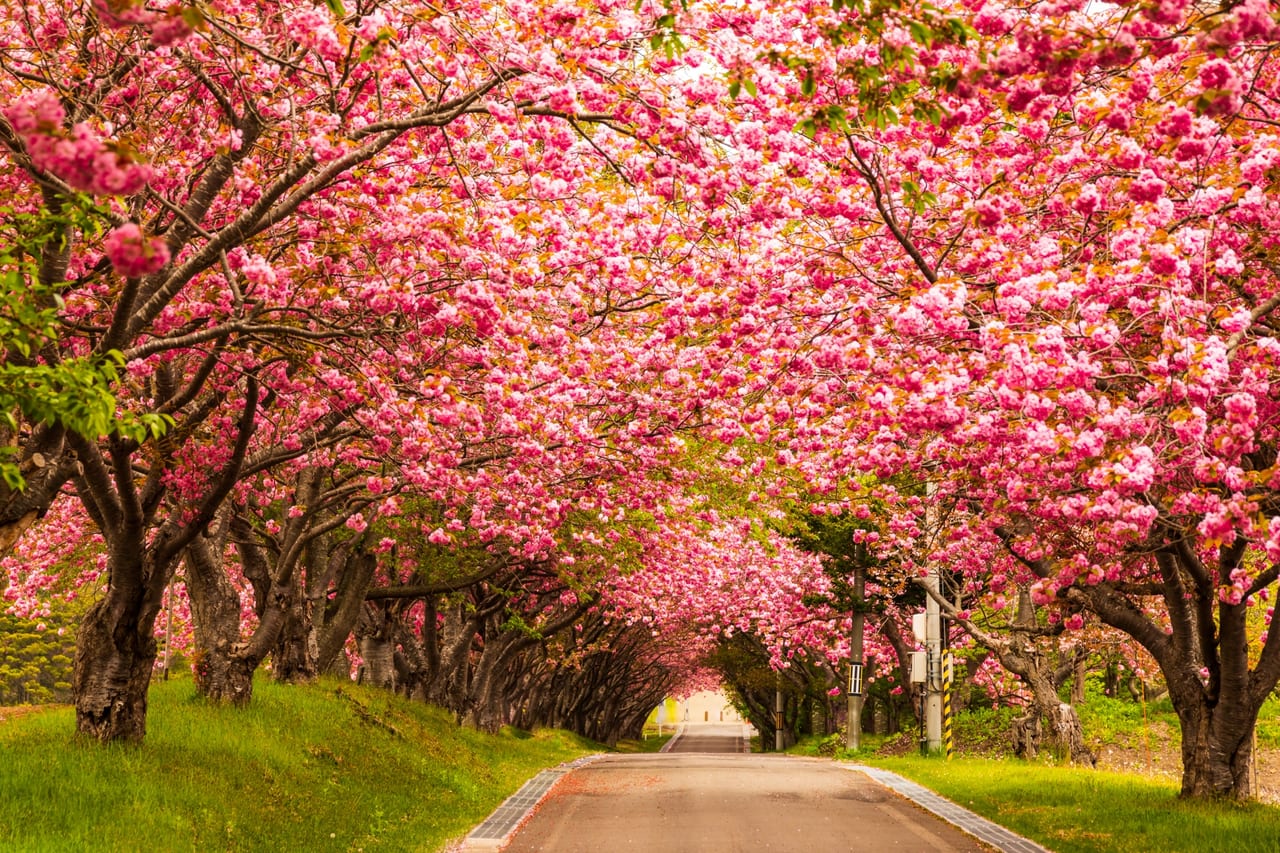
[[659, 723, 686, 753]]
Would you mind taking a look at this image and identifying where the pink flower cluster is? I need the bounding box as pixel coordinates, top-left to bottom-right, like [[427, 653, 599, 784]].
[[103, 223, 170, 278], [4, 90, 152, 196], [91, 0, 192, 46]]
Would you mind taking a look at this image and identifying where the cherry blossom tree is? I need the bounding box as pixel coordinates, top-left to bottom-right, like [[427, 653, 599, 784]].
[[754, 0, 1280, 798], [0, 0, 791, 740]]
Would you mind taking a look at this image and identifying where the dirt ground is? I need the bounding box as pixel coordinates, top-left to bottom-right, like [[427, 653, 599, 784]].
[[0, 704, 58, 725]]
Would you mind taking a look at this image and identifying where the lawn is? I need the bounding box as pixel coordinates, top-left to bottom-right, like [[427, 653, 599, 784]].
[[0, 676, 596, 852], [862, 754, 1280, 853]]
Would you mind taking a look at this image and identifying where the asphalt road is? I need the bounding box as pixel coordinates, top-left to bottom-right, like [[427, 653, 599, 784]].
[[502, 728, 990, 852], [665, 723, 749, 754]]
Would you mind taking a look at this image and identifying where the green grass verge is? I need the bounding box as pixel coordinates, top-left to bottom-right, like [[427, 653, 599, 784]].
[[785, 731, 891, 759], [863, 755, 1280, 853], [613, 733, 673, 753], [0, 676, 596, 852], [1074, 678, 1280, 751]]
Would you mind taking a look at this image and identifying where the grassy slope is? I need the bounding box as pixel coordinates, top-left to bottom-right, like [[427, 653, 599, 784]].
[[783, 693, 1280, 853], [0, 677, 595, 852], [866, 755, 1280, 853]]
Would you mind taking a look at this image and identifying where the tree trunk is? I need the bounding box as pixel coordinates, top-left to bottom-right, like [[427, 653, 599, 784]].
[[880, 617, 921, 725], [1174, 694, 1257, 798], [1071, 653, 1087, 706], [72, 520, 191, 741], [1017, 664, 1095, 766], [270, 578, 319, 684], [72, 587, 159, 742], [193, 644, 256, 706], [186, 533, 255, 705], [1048, 698, 1094, 766], [69, 375, 257, 741], [315, 550, 378, 674], [1011, 708, 1042, 760], [357, 603, 397, 691]]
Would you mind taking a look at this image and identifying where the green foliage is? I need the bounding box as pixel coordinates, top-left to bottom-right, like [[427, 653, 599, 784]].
[[949, 704, 1017, 755], [783, 0, 979, 134], [640, 0, 688, 61], [779, 503, 924, 614], [787, 730, 891, 758], [1076, 675, 1178, 750], [0, 203, 173, 490], [900, 179, 939, 214], [864, 755, 1280, 853], [727, 71, 758, 101], [0, 611, 76, 706], [0, 676, 597, 851]]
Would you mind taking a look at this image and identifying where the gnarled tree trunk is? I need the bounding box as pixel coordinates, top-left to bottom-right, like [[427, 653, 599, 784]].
[[357, 602, 397, 690], [926, 583, 1095, 767], [73, 575, 163, 742], [186, 531, 255, 706], [269, 575, 320, 684]]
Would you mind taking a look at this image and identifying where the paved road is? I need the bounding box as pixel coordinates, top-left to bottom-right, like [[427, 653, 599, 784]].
[[665, 723, 749, 754], [502, 729, 990, 852]]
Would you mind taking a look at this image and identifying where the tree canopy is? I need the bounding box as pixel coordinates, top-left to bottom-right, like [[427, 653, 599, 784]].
[[2, 0, 1280, 800]]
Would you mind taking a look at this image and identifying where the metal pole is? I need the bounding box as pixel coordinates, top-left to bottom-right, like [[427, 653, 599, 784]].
[[943, 651, 954, 760], [922, 477, 943, 754], [924, 569, 943, 753], [847, 559, 866, 751], [775, 686, 784, 752]]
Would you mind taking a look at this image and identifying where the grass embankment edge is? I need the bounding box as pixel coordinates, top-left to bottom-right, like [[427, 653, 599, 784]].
[[854, 754, 1280, 853], [0, 676, 598, 852]]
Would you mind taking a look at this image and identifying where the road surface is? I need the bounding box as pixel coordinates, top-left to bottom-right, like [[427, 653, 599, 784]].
[[665, 723, 749, 754], [502, 726, 990, 852]]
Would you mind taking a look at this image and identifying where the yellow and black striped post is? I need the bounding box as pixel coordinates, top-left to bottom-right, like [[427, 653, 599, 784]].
[[942, 652, 954, 760]]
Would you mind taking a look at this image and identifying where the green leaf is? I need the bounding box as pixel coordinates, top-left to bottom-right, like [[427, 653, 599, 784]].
[[324, 0, 346, 17], [801, 68, 816, 98], [908, 20, 933, 48]]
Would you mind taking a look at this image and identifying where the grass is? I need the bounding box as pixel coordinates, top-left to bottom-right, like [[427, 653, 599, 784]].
[[613, 732, 673, 753], [861, 754, 1280, 853], [785, 731, 891, 759], [0, 676, 596, 852]]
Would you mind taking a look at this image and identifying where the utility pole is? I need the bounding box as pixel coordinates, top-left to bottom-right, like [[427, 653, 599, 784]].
[[846, 558, 866, 751], [923, 567, 943, 753], [922, 477, 943, 754]]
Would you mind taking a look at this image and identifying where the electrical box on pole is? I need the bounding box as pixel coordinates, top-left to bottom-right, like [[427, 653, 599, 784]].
[[909, 651, 926, 684]]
